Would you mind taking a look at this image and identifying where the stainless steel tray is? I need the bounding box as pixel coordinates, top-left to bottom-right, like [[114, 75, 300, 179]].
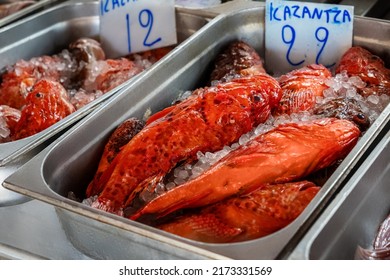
[[0, 0, 213, 206], [287, 127, 390, 260], [0, 0, 101, 166], [4, 5, 390, 259], [0, 0, 211, 167], [0, 0, 63, 28]]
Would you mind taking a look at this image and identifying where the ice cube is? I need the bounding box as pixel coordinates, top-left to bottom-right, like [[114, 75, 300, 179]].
[[349, 76, 366, 89], [346, 88, 357, 99], [155, 182, 166, 194], [174, 169, 189, 180], [165, 182, 176, 190], [367, 95, 380, 105]]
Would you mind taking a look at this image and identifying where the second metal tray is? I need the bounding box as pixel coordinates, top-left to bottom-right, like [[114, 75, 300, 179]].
[[0, 0, 211, 166], [0, 0, 213, 207]]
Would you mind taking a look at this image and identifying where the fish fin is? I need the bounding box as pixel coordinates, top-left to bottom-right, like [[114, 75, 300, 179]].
[[131, 187, 213, 221], [159, 213, 243, 243]]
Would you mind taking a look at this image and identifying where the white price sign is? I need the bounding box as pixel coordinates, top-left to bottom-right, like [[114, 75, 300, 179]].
[[265, 0, 354, 75], [99, 0, 177, 58]]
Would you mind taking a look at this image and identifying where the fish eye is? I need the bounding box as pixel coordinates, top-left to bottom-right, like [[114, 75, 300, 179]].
[[253, 95, 261, 102], [356, 113, 366, 120], [35, 92, 43, 98]]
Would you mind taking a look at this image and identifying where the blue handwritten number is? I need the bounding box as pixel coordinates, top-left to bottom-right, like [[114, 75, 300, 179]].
[[139, 9, 161, 47], [315, 27, 335, 67], [126, 13, 131, 53], [282, 25, 305, 66]]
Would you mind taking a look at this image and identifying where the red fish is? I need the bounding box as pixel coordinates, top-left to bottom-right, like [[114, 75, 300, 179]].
[[86, 118, 144, 197], [145, 41, 266, 126], [336, 46, 390, 97], [158, 181, 320, 243], [209, 40, 266, 83], [82, 58, 143, 93], [12, 79, 75, 140], [275, 64, 331, 115], [0, 55, 64, 110], [131, 118, 360, 220], [88, 74, 282, 215]]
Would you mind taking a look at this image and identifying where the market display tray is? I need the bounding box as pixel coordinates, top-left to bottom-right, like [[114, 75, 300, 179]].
[[0, 0, 211, 166], [0, 0, 214, 207]]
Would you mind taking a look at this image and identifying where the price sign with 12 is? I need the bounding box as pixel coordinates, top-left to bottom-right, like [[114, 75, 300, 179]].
[[99, 0, 177, 58]]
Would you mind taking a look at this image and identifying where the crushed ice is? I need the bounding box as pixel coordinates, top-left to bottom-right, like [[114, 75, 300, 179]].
[[1, 42, 170, 143], [317, 71, 389, 124], [0, 116, 10, 140], [81, 195, 98, 206], [132, 54, 154, 70], [69, 88, 104, 110]]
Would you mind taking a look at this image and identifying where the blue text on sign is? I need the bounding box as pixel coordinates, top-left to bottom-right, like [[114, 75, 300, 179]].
[[269, 2, 352, 24], [126, 9, 162, 52], [264, 0, 354, 74], [100, 0, 138, 16], [99, 0, 176, 58]]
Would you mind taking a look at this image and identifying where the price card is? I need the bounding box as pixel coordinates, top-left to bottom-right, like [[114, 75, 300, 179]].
[[99, 0, 177, 58], [265, 0, 354, 75]]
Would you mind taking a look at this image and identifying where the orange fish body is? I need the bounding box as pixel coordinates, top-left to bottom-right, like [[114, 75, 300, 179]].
[[86, 118, 144, 197], [336, 46, 390, 96], [0, 56, 63, 110], [145, 41, 266, 126], [132, 118, 360, 220], [88, 74, 282, 215], [83, 58, 143, 93], [275, 64, 332, 115], [158, 181, 320, 243], [12, 79, 75, 140], [209, 41, 266, 83]]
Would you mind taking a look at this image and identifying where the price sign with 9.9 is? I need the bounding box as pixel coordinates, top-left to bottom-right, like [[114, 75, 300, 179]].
[[99, 0, 177, 58], [265, 0, 354, 75]]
